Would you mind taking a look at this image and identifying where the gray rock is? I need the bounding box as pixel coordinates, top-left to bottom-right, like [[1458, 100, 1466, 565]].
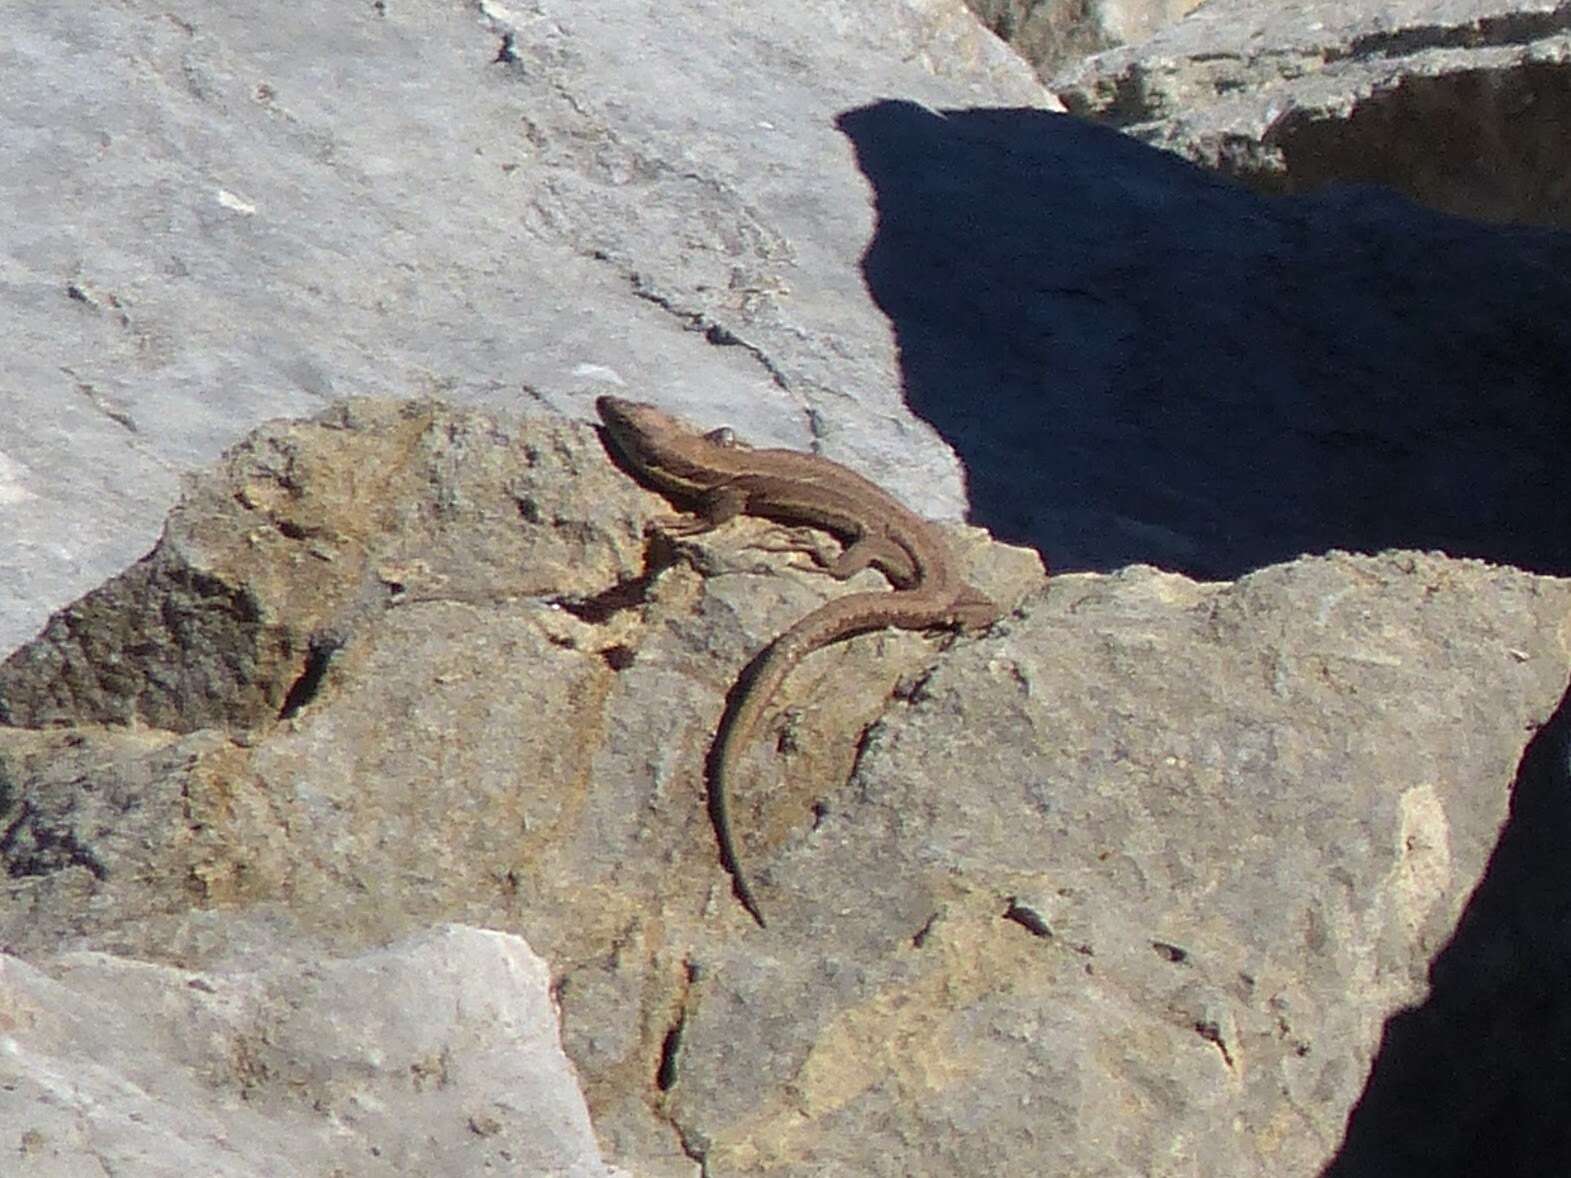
[[1054, 0, 1571, 227], [0, 0, 1050, 656], [0, 923, 628, 1177], [3, 400, 1567, 1175], [11, 0, 1570, 649]]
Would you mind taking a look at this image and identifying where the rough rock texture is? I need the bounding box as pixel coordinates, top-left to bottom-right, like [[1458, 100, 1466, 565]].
[[1, 924, 628, 1177], [1054, 0, 1571, 228], [4, 400, 1569, 1175]]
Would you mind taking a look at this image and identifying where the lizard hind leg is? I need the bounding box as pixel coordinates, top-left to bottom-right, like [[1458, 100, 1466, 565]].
[[647, 484, 749, 538], [738, 524, 844, 571], [952, 587, 1004, 632], [742, 527, 917, 588]]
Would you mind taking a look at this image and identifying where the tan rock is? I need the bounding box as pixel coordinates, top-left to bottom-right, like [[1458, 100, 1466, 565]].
[[3, 400, 1566, 1174]]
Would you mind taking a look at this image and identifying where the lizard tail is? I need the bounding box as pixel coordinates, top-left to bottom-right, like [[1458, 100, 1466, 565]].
[[704, 592, 936, 927]]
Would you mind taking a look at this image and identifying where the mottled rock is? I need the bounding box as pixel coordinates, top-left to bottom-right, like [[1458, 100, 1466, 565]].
[[7, 1, 1571, 1172], [3, 400, 1567, 1175]]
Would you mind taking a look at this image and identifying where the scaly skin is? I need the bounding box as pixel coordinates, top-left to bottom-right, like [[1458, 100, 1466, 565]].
[[597, 396, 1000, 926]]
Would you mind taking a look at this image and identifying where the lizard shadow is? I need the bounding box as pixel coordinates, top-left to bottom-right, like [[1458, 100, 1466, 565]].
[[835, 100, 1571, 581]]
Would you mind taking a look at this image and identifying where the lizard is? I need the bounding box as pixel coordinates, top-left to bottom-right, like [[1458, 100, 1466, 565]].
[[595, 395, 1002, 927]]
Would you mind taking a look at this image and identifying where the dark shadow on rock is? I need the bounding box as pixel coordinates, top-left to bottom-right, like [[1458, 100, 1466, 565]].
[[1321, 679, 1571, 1177], [836, 100, 1571, 580]]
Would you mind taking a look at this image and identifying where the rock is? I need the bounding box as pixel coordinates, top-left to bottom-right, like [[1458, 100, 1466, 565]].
[[1053, 0, 1571, 228], [966, 0, 1208, 73], [0, 399, 644, 732], [12, 0, 1571, 635], [3, 399, 1567, 1175], [0, 923, 628, 1177]]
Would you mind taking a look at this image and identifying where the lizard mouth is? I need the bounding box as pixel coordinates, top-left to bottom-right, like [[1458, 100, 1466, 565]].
[[595, 396, 661, 461], [597, 395, 671, 438], [595, 395, 717, 492]]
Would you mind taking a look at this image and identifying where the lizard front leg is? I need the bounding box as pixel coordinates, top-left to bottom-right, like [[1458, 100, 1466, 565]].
[[648, 483, 748, 537]]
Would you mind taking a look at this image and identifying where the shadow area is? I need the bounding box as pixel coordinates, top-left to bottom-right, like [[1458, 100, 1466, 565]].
[[836, 101, 1571, 580], [1322, 681, 1571, 1176]]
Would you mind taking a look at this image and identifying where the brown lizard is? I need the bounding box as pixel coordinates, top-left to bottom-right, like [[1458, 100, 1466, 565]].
[[596, 395, 1001, 926]]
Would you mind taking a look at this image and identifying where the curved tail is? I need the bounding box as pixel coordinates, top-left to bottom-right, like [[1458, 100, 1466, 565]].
[[704, 591, 959, 926]]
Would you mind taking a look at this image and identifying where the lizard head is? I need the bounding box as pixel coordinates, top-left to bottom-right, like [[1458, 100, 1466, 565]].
[[596, 395, 680, 447], [595, 395, 733, 495]]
